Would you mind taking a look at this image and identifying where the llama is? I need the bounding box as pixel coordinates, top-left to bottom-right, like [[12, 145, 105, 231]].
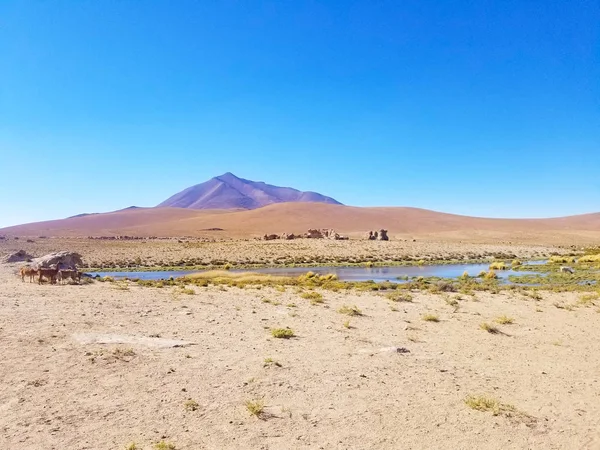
[[57, 269, 81, 284], [37, 262, 62, 285], [20, 266, 37, 283]]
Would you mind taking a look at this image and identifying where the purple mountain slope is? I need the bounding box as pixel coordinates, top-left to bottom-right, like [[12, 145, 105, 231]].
[[156, 173, 343, 210]]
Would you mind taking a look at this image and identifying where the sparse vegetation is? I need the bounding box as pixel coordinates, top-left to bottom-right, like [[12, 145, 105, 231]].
[[271, 328, 295, 339], [263, 357, 282, 367], [338, 305, 362, 316], [245, 399, 265, 417], [154, 441, 176, 450], [494, 315, 514, 324], [343, 319, 351, 328], [422, 313, 439, 322], [480, 322, 500, 334], [464, 395, 514, 416], [184, 399, 199, 411], [489, 261, 507, 270], [386, 292, 413, 302], [300, 291, 323, 303]]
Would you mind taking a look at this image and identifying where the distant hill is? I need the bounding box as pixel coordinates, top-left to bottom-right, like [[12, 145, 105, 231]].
[[1, 202, 599, 245], [157, 172, 343, 210], [67, 206, 140, 219]]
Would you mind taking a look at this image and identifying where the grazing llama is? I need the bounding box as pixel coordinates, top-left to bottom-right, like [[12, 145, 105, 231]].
[[57, 269, 81, 284], [37, 263, 62, 285], [20, 266, 37, 283], [560, 266, 575, 274]]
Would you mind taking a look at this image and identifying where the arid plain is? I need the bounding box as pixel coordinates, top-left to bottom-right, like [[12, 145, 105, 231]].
[[1, 203, 600, 449]]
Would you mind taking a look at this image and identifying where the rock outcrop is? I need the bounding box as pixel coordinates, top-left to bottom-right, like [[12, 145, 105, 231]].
[[31, 251, 84, 270], [366, 229, 389, 241], [2, 250, 34, 263], [263, 228, 348, 240]]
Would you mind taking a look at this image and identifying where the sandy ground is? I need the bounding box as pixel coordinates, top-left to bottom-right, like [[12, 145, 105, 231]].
[[2, 262, 600, 449], [0, 238, 569, 268]]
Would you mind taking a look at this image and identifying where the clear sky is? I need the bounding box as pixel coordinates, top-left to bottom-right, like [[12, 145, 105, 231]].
[[1, 0, 598, 228]]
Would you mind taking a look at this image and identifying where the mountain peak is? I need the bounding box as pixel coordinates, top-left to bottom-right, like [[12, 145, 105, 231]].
[[157, 174, 342, 210]]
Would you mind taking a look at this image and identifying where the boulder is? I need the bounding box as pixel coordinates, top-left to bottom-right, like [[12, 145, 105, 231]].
[[263, 234, 279, 241], [378, 229, 389, 241], [31, 251, 84, 270], [305, 229, 324, 239], [2, 250, 34, 263]]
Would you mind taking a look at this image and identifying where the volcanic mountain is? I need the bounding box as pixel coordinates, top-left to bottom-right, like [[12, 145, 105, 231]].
[[157, 172, 342, 210]]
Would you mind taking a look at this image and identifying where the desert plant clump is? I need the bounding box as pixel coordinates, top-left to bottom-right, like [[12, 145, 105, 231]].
[[484, 270, 498, 280], [154, 441, 176, 450], [343, 319, 351, 328], [125, 444, 139, 450], [465, 395, 505, 415], [511, 259, 522, 267], [244, 399, 265, 417], [495, 315, 514, 324], [184, 399, 199, 411], [338, 305, 362, 316], [422, 313, 440, 322], [480, 322, 500, 333], [271, 328, 295, 339], [386, 292, 413, 302], [578, 293, 599, 306], [179, 287, 195, 295], [263, 357, 282, 367], [489, 261, 507, 271], [300, 291, 323, 302]]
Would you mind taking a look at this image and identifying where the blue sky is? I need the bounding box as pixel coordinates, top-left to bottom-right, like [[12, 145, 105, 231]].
[[1, 0, 598, 228]]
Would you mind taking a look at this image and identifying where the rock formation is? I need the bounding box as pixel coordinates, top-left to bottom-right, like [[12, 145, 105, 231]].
[[263, 228, 347, 240], [366, 229, 389, 241], [31, 251, 84, 269], [2, 250, 34, 263]]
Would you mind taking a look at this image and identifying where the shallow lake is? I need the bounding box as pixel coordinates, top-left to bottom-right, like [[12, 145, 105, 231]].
[[91, 262, 543, 283]]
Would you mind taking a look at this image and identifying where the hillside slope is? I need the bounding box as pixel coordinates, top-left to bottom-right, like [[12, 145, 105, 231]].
[[1, 203, 599, 244]]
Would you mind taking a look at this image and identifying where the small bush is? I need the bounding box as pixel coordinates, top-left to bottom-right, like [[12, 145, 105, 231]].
[[154, 442, 176, 450], [489, 262, 507, 270], [494, 315, 514, 324], [300, 291, 323, 302], [263, 357, 282, 367], [549, 255, 577, 264], [386, 292, 413, 302], [511, 260, 522, 267], [480, 322, 499, 333], [184, 399, 199, 411], [343, 319, 351, 328], [484, 270, 498, 280], [422, 313, 439, 322], [465, 395, 501, 415], [245, 399, 265, 417], [271, 328, 294, 339], [338, 305, 362, 316]]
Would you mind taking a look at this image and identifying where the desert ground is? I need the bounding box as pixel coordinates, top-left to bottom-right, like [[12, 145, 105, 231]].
[[2, 243, 600, 449]]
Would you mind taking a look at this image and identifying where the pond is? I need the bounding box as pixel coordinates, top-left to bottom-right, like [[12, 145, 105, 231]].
[[91, 261, 543, 283]]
